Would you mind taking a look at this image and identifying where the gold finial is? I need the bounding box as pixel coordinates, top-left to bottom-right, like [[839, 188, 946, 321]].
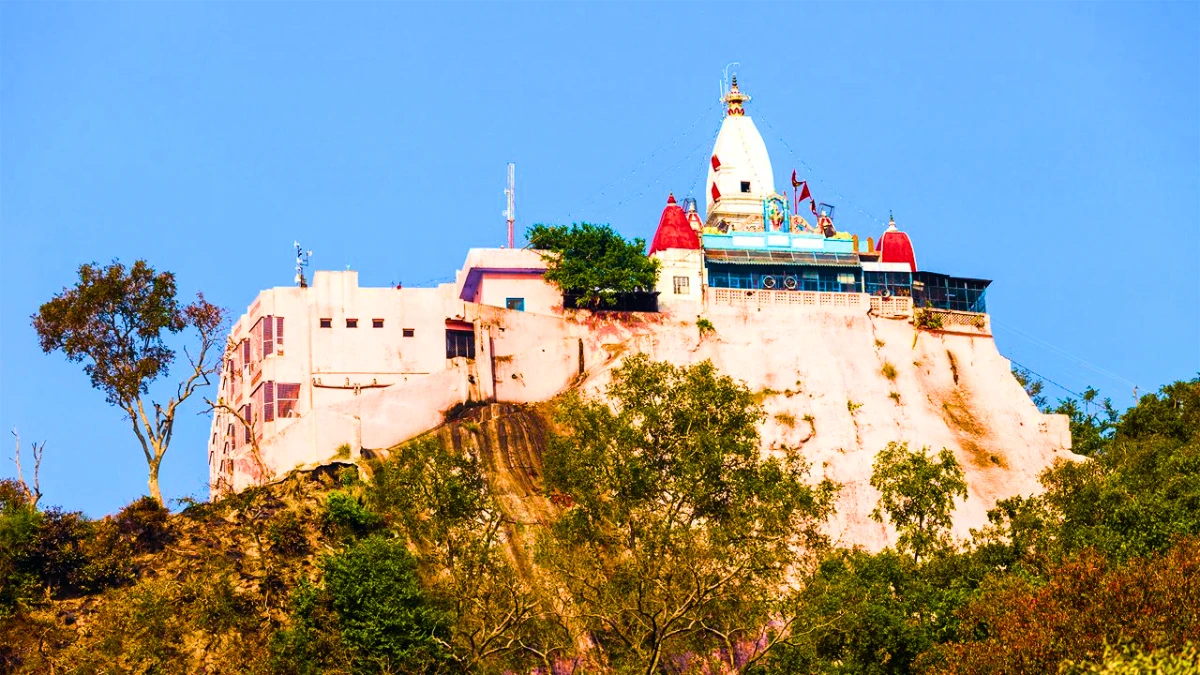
[[722, 75, 750, 117]]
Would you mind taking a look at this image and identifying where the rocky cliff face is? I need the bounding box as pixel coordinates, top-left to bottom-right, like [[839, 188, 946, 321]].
[[409, 305, 1074, 553]]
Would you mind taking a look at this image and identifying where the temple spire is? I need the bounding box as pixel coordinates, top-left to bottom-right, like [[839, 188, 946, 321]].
[[722, 75, 750, 117]]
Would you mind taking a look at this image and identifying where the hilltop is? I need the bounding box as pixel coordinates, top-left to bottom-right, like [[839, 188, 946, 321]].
[[3, 372, 1198, 674]]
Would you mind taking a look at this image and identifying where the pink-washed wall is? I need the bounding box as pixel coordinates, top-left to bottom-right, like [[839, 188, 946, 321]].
[[476, 273, 563, 316], [226, 363, 473, 492]]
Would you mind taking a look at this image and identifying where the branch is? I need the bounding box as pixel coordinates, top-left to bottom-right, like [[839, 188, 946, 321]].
[[205, 398, 269, 485]]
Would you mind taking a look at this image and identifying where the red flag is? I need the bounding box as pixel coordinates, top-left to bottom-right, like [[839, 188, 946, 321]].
[[711, 155, 721, 170], [798, 180, 812, 204], [791, 169, 801, 188], [810, 199, 818, 216], [711, 182, 721, 202]]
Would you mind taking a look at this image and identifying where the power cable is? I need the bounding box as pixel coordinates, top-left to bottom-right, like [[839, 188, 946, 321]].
[[993, 318, 1138, 390]]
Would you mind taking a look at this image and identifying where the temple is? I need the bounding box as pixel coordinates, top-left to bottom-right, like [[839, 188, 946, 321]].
[[646, 75, 990, 318], [209, 75, 1058, 534]]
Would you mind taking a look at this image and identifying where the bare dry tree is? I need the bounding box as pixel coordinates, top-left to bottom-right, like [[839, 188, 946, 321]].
[[203, 397, 270, 489], [10, 428, 45, 509], [202, 337, 270, 490]]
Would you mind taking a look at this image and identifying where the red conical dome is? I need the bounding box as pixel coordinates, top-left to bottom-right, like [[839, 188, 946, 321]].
[[878, 216, 917, 272], [649, 193, 700, 256]]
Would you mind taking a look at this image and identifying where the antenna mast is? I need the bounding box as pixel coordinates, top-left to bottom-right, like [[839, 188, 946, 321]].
[[504, 163, 515, 248], [294, 241, 313, 287]]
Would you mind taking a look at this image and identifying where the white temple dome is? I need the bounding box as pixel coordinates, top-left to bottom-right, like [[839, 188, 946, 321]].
[[704, 76, 776, 225]]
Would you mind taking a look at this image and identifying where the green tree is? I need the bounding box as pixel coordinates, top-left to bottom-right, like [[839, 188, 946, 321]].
[[1034, 379, 1200, 561], [526, 222, 659, 308], [1011, 366, 1047, 411], [1052, 387, 1119, 457], [870, 443, 967, 563], [541, 354, 838, 674], [368, 437, 562, 673], [323, 536, 452, 675], [32, 260, 226, 503], [757, 547, 991, 675]]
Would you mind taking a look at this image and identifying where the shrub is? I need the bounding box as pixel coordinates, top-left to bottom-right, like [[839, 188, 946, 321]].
[[269, 580, 348, 675], [267, 511, 310, 557], [114, 496, 173, 553], [915, 307, 944, 331], [1060, 642, 1200, 675], [882, 361, 897, 380], [697, 317, 715, 336], [322, 492, 382, 540]]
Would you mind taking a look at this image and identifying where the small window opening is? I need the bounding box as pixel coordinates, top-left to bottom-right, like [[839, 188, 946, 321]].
[[446, 329, 475, 359], [740, 181, 751, 193], [319, 318, 332, 328], [346, 319, 358, 328], [372, 318, 384, 328], [506, 297, 525, 312], [673, 276, 690, 295], [402, 328, 415, 338]]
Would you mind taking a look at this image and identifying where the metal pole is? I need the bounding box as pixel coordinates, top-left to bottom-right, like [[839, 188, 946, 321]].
[[505, 163, 516, 248]]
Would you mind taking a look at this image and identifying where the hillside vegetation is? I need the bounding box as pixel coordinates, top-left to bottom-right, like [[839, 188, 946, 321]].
[[2, 360, 1198, 674]]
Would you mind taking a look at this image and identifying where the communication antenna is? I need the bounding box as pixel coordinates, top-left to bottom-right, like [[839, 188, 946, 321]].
[[503, 163, 516, 248], [294, 241, 313, 287], [721, 61, 740, 99]]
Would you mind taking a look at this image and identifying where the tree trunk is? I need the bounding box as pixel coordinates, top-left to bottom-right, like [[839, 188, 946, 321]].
[[148, 459, 163, 504]]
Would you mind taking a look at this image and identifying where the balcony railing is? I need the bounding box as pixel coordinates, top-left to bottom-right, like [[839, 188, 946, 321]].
[[708, 287, 867, 309], [869, 296, 913, 317], [917, 308, 991, 335]]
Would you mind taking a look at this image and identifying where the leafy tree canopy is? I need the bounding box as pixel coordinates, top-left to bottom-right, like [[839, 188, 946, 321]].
[[542, 354, 838, 673], [870, 442, 968, 563], [31, 260, 225, 503], [526, 222, 659, 308]]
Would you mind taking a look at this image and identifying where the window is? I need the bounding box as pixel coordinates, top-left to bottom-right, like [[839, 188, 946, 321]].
[[276, 383, 301, 418], [346, 319, 358, 328], [673, 276, 690, 295], [320, 318, 332, 328], [252, 382, 275, 424], [506, 297, 525, 312], [241, 404, 252, 443], [402, 328, 415, 338], [837, 272, 856, 285], [372, 318, 384, 328], [446, 329, 475, 359], [276, 316, 284, 349], [241, 338, 250, 364], [258, 315, 274, 360], [740, 181, 751, 193]]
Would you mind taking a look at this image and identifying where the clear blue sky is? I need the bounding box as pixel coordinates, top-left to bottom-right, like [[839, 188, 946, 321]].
[[2, 2, 1196, 517]]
